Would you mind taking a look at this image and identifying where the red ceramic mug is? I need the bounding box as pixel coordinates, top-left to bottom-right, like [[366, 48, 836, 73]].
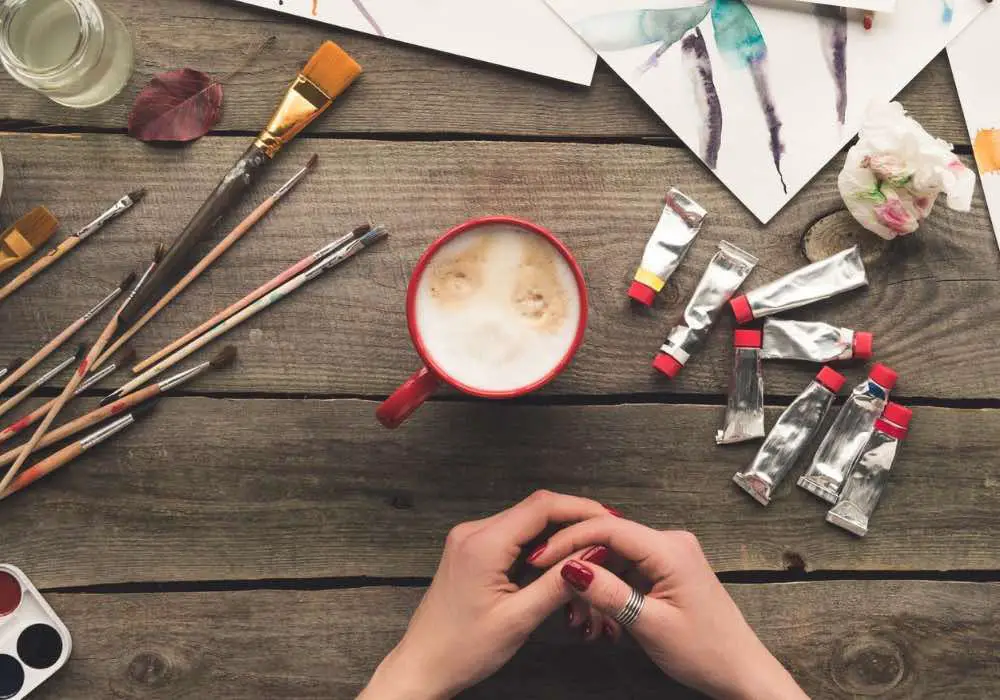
[[376, 216, 588, 428]]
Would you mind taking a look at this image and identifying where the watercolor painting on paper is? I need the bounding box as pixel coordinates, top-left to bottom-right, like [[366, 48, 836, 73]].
[[547, 0, 986, 222], [231, 0, 597, 85], [785, 0, 897, 12], [949, 4, 1000, 248]]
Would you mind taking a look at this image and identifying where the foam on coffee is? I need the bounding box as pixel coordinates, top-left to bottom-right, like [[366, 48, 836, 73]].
[[414, 224, 582, 393]]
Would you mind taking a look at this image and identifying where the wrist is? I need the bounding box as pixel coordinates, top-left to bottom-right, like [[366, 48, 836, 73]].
[[727, 650, 807, 700], [359, 646, 448, 700]]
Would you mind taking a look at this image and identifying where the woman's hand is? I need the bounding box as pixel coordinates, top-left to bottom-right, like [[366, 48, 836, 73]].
[[358, 490, 613, 700], [528, 517, 808, 700]]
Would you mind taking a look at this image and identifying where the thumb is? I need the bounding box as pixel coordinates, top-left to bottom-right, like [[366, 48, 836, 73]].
[[508, 546, 610, 624], [559, 559, 641, 623]]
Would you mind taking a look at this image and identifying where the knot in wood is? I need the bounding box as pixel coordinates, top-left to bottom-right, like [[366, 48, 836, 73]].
[[127, 650, 171, 687], [801, 210, 894, 266], [831, 635, 907, 695]]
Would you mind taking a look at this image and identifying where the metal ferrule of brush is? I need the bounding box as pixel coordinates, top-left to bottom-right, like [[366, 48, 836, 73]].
[[254, 76, 332, 158], [311, 228, 367, 261], [157, 360, 212, 392], [84, 286, 125, 321], [80, 413, 136, 450], [77, 195, 134, 241], [273, 161, 315, 199], [77, 363, 119, 393], [304, 226, 388, 281], [122, 260, 158, 307], [31, 354, 78, 388]]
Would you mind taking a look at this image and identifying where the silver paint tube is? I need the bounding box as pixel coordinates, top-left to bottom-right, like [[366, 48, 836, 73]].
[[653, 241, 758, 379], [729, 247, 867, 324], [716, 330, 765, 445], [733, 367, 845, 506], [827, 403, 912, 537], [628, 188, 707, 306], [761, 319, 873, 363], [797, 363, 898, 503]]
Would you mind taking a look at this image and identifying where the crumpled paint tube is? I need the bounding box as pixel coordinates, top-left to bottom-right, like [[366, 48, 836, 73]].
[[628, 188, 707, 306], [729, 246, 867, 324], [827, 402, 912, 537], [798, 363, 898, 504], [761, 319, 873, 363], [716, 329, 765, 445], [653, 241, 758, 379], [733, 367, 845, 506]]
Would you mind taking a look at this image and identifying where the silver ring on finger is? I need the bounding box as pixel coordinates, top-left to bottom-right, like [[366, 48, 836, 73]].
[[613, 586, 645, 627]]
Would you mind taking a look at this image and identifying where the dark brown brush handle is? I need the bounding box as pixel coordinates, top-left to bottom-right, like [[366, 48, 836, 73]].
[[117, 144, 272, 328]]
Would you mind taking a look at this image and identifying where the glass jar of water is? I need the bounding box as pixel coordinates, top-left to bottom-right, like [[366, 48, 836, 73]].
[[0, 0, 133, 108]]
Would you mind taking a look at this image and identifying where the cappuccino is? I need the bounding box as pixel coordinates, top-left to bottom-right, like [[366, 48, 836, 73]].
[[413, 224, 583, 393]]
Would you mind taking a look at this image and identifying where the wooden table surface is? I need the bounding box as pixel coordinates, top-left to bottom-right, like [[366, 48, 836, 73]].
[[1, 1, 998, 698]]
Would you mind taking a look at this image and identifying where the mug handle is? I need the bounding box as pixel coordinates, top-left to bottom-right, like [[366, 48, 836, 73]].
[[376, 367, 440, 428]]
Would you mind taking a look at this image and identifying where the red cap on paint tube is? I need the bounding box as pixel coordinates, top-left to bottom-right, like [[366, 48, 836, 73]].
[[733, 329, 762, 348], [816, 366, 846, 394], [853, 332, 874, 360], [653, 353, 683, 379], [881, 402, 913, 430], [869, 363, 898, 390], [628, 281, 657, 307], [875, 418, 908, 440], [730, 295, 753, 324]]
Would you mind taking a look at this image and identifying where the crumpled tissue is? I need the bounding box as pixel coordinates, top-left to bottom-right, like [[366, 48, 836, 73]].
[[838, 102, 975, 240]]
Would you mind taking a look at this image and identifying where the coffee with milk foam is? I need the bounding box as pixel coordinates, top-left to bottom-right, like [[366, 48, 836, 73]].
[[414, 225, 582, 393]]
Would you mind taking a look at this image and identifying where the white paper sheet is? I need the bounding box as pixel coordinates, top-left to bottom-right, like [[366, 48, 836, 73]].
[[231, 0, 597, 85], [949, 4, 1000, 248], [547, 0, 985, 222]]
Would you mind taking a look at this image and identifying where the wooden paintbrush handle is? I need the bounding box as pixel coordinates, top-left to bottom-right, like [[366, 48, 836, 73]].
[[117, 144, 272, 328], [0, 442, 82, 500], [0, 238, 77, 303], [0, 316, 84, 395]]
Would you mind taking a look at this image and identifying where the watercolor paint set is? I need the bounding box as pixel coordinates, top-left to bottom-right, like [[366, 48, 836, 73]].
[[0, 566, 71, 699]]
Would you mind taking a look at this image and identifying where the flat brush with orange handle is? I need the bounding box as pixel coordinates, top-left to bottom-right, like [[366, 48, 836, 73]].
[[0, 347, 235, 468], [0, 401, 157, 501]]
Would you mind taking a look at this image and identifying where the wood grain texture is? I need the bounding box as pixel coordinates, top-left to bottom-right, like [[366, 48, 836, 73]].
[[29, 581, 1000, 699], [1, 133, 997, 399], [0, 0, 971, 144], [0, 397, 994, 587]]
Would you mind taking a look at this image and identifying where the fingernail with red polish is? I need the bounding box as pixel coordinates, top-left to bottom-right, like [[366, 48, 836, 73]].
[[582, 545, 609, 566], [602, 622, 615, 639], [604, 505, 623, 518], [526, 542, 547, 563], [561, 560, 594, 592]]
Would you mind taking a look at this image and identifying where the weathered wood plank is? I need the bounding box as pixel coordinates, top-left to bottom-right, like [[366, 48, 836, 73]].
[[1, 133, 997, 399], [0, 398, 994, 587], [0, 0, 971, 144], [28, 582, 1000, 699]]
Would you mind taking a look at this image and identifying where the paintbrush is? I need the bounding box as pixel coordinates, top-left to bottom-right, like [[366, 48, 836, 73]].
[[0, 359, 24, 385], [0, 347, 235, 467], [0, 271, 136, 396], [96, 155, 318, 371], [0, 207, 59, 274], [0, 346, 136, 446], [134, 224, 371, 374], [0, 268, 138, 495], [0, 344, 85, 422], [0, 191, 143, 303], [107, 226, 387, 403], [116, 42, 362, 329], [0, 400, 157, 501]]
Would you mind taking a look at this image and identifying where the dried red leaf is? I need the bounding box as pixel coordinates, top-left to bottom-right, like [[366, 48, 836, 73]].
[[127, 68, 223, 143]]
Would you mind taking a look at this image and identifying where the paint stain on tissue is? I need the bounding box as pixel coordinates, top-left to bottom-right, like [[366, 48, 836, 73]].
[[973, 129, 1000, 175], [712, 0, 787, 193]]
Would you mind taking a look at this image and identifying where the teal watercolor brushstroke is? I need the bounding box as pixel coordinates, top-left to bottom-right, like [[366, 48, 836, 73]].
[[941, 0, 954, 23], [573, 5, 712, 52], [711, 0, 766, 67]]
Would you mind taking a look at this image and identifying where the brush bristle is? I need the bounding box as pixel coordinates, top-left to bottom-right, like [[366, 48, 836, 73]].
[[128, 188, 147, 204], [15, 206, 59, 246], [4, 358, 24, 373], [131, 398, 158, 419], [74, 343, 88, 360], [306, 153, 319, 170], [210, 346, 238, 370], [119, 345, 137, 367], [302, 41, 362, 99], [153, 242, 167, 263], [350, 223, 372, 239], [119, 270, 138, 291], [359, 225, 389, 247]]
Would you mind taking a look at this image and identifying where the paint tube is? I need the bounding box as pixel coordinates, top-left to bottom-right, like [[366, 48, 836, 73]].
[[797, 363, 898, 503], [827, 402, 912, 537], [628, 189, 707, 306], [761, 319, 873, 363], [733, 367, 845, 505], [730, 247, 867, 323], [653, 241, 758, 379], [716, 330, 765, 445]]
